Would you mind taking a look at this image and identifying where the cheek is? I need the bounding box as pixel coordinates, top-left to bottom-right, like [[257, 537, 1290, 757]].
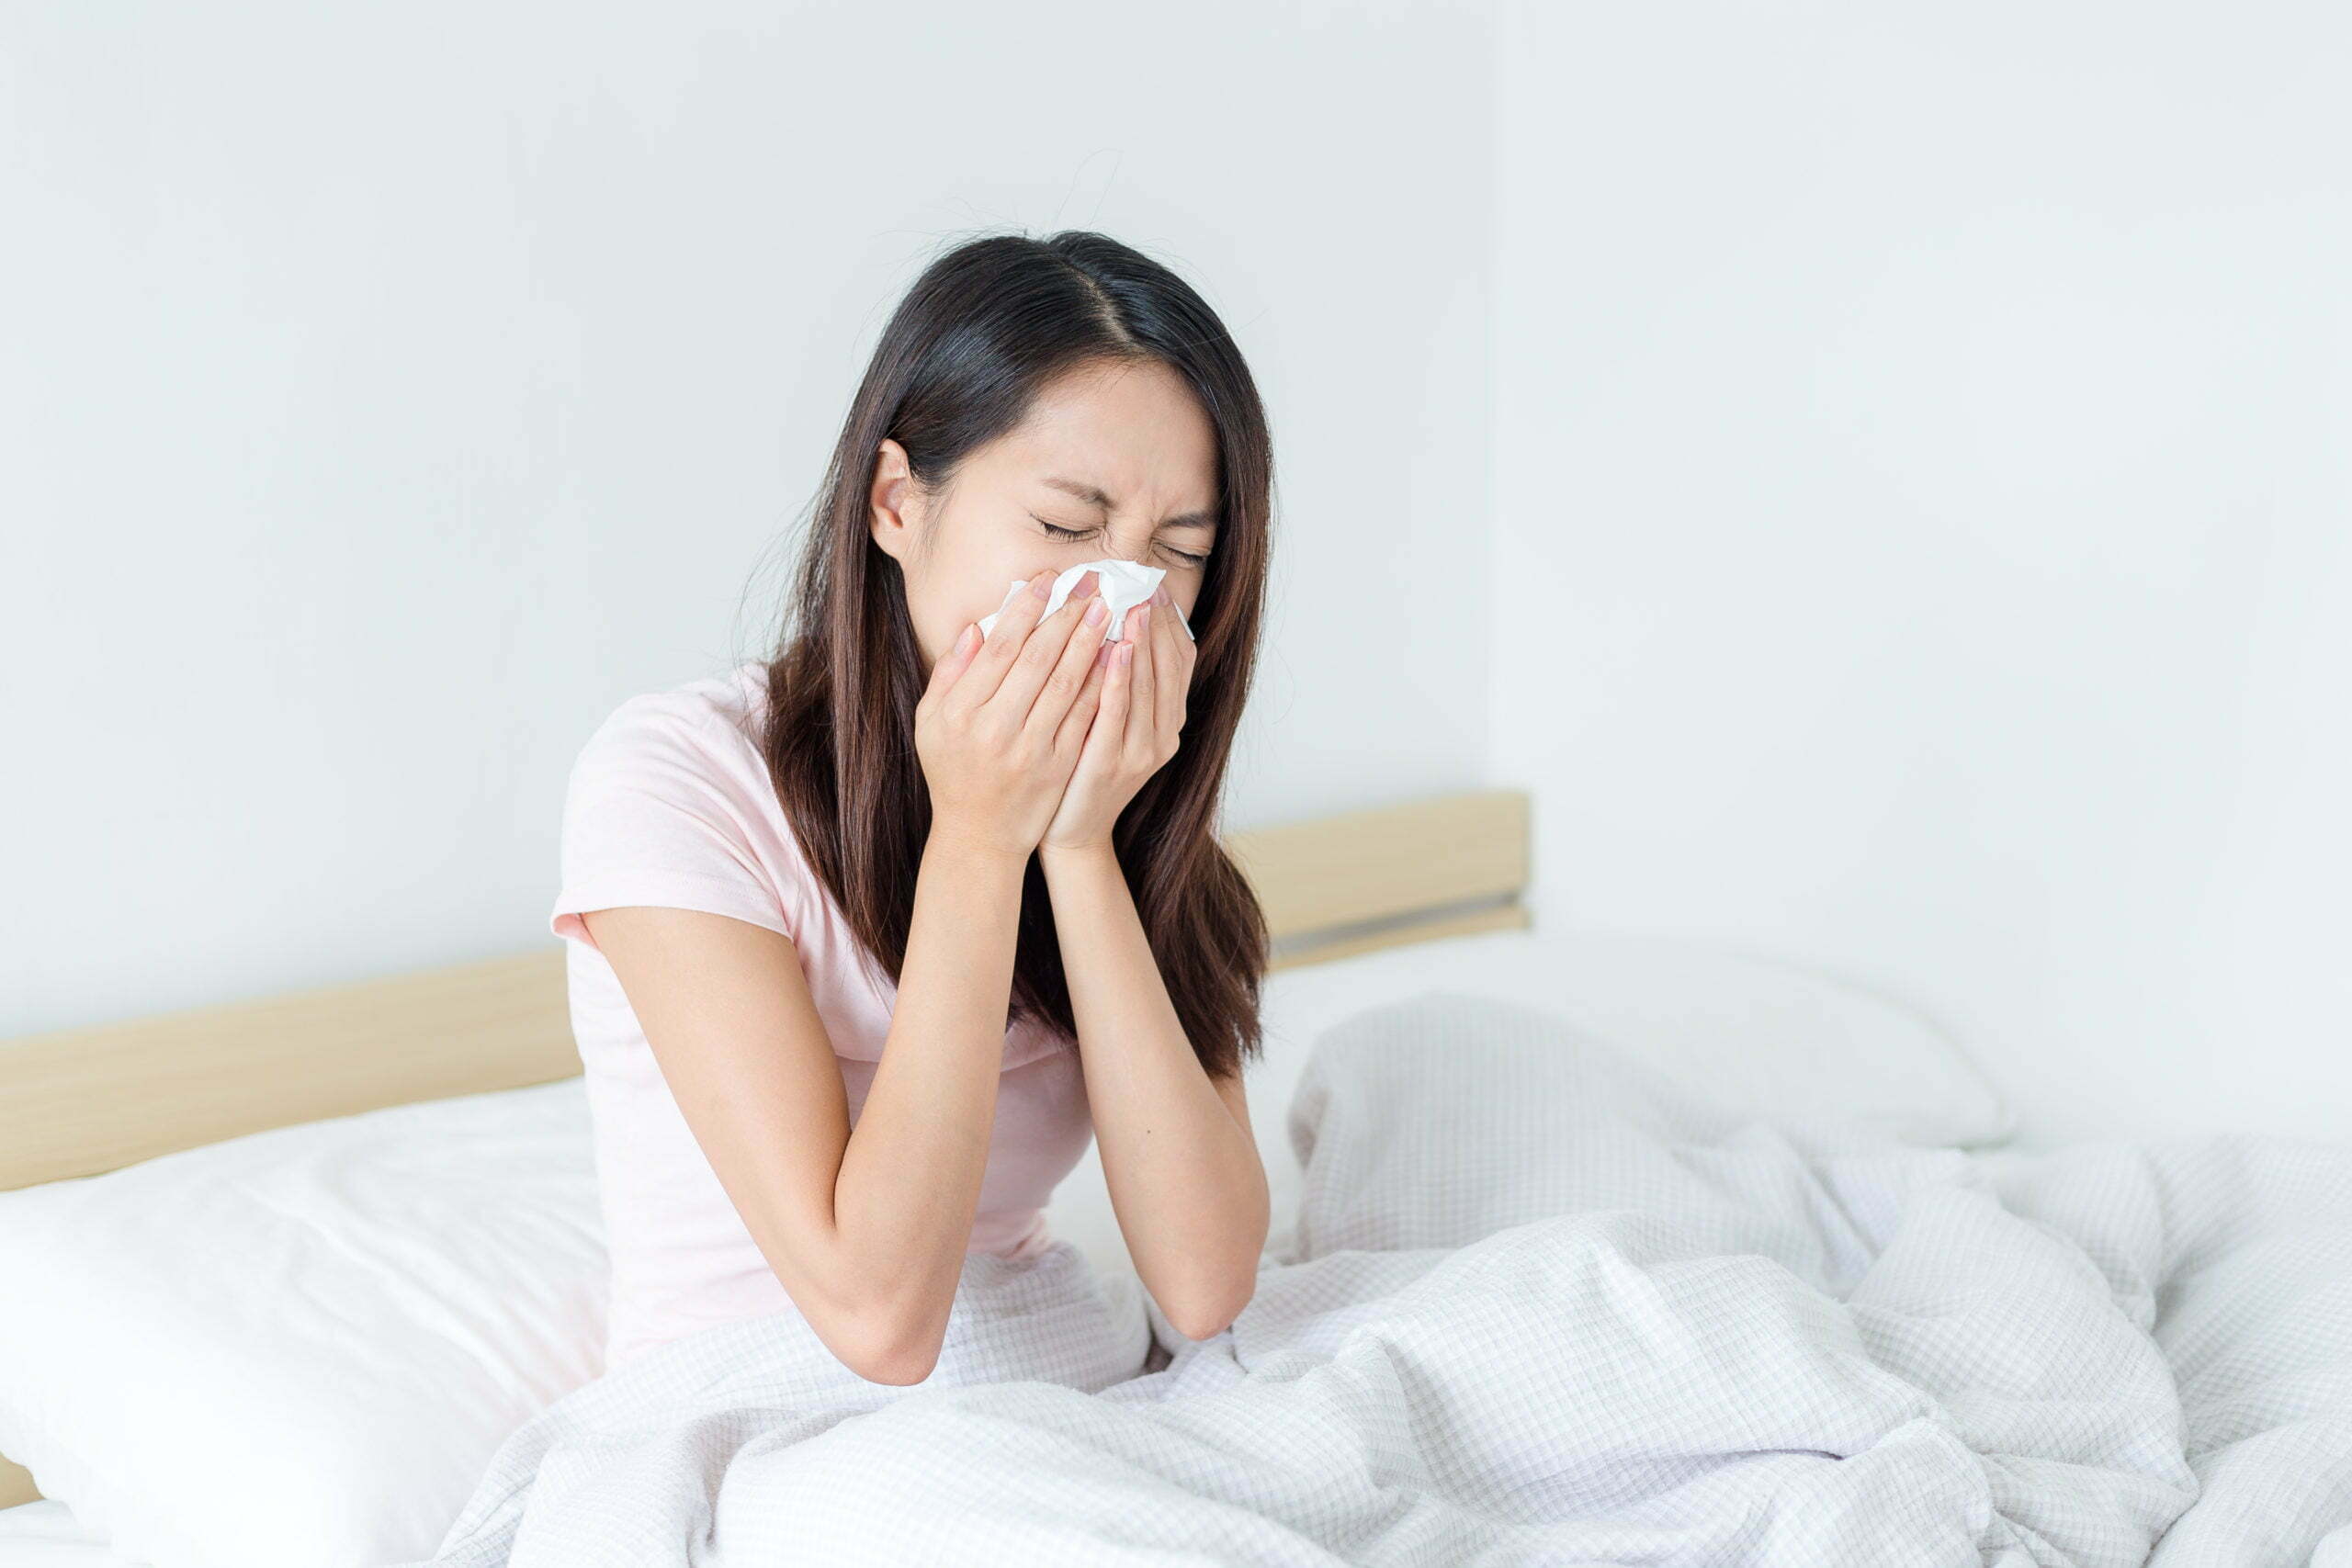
[[913, 543, 1025, 626], [942, 556, 1059, 637], [972, 566, 1035, 624]]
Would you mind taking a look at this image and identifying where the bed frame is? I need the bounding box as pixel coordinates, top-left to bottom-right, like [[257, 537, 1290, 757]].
[[0, 787, 1531, 1507]]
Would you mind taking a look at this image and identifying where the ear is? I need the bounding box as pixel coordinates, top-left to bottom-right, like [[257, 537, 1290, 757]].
[[868, 438, 921, 563]]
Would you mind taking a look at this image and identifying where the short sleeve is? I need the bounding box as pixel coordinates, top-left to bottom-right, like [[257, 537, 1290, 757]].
[[549, 694, 800, 956]]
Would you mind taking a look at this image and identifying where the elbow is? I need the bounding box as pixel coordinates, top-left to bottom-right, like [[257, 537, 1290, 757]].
[[1164, 1274, 1258, 1344], [845, 1334, 940, 1387], [826, 1284, 947, 1387], [1164, 1302, 1240, 1344], [1163, 1212, 1268, 1343], [744, 1214, 953, 1385], [1165, 1309, 1231, 1345]]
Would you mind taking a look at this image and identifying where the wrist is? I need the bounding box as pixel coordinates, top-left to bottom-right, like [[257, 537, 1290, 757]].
[[924, 820, 1036, 872], [1037, 838, 1118, 870]]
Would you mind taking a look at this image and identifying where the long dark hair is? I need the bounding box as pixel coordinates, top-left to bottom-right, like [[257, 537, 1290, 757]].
[[755, 231, 1272, 1080]]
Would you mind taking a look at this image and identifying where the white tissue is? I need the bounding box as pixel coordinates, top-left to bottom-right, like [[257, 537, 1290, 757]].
[[974, 558, 1194, 645]]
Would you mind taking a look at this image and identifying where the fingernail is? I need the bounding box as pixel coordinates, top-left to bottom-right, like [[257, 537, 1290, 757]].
[[1029, 571, 1053, 599], [1084, 598, 1106, 626], [1152, 584, 1170, 605], [1070, 570, 1100, 598]]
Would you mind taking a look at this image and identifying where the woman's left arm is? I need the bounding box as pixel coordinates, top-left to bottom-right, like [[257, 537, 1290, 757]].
[[1040, 839, 1268, 1341], [1036, 580, 1268, 1341]]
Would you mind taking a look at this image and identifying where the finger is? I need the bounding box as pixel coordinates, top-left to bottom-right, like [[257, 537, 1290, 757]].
[[1023, 579, 1111, 740], [1150, 588, 1189, 739], [1122, 603, 1156, 761], [1052, 633, 1112, 758], [958, 570, 1057, 709], [992, 570, 1095, 728], [1095, 623, 1135, 761]]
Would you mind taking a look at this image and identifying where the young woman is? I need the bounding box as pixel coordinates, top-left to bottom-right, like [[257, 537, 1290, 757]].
[[548, 231, 1274, 1387]]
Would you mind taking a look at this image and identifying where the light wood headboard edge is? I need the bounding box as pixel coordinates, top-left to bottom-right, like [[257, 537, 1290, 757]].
[[0, 786, 1532, 1195]]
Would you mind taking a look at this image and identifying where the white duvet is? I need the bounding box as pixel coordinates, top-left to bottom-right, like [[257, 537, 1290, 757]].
[[401, 992, 2352, 1566]]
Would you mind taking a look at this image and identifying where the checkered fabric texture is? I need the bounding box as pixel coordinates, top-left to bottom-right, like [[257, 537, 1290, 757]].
[[401, 990, 2352, 1566]]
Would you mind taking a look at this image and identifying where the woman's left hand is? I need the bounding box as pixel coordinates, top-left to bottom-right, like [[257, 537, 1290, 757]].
[[1039, 584, 1194, 852]]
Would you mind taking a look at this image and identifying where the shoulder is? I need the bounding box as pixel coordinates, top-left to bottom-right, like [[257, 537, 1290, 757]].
[[551, 663, 814, 950], [573, 662, 773, 779]]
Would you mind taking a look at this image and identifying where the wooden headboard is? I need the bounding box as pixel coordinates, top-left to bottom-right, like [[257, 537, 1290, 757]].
[[0, 786, 1530, 1506]]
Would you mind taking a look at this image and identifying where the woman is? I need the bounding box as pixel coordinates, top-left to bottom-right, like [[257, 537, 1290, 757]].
[[548, 231, 1274, 1387]]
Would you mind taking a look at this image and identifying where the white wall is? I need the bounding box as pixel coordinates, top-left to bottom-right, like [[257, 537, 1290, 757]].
[[15, 2, 2340, 1151], [1492, 4, 2352, 1145], [0, 2, 1497, 1033]]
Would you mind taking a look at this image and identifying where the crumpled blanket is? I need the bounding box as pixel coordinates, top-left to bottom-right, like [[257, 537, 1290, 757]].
[[403, 991, 2352, 1566]]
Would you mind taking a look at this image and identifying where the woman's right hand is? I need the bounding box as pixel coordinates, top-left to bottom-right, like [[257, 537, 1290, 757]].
[[916, 569, 1114, 858]]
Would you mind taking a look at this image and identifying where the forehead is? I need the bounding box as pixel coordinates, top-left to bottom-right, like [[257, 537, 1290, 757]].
[[989, 360, 1218, 513]]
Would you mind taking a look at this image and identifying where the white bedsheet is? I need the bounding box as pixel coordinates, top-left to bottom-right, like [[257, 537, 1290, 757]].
[[385, 992, 2352, 1566], [0, 1502, 137, 1568]]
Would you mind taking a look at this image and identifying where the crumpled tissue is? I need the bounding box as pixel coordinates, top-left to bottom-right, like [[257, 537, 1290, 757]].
[[975, 558, 1194, 645]]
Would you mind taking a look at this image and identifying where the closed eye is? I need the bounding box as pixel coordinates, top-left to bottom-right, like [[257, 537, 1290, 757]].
[[1034, 516, 1209, 567]]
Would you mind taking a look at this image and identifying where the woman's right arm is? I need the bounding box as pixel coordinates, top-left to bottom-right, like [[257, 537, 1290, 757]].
[[581, 827, 1028, 1385], [581, 568, 1114, 1384]]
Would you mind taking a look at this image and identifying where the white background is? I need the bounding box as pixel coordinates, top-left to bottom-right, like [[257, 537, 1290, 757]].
[[6, 2, 2345, 1145], [1493, 5, 2351, 1145]]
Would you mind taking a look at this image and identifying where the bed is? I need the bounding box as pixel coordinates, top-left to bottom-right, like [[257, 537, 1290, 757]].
[[0, 790, 1536, 1549], [4, 787, 2346, 1566]]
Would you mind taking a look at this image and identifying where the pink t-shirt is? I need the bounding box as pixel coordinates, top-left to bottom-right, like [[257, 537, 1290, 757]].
[[549, 660, 1094, 1371]]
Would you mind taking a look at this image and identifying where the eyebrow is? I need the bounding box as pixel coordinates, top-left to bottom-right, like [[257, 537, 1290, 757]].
[[1040, 476, 1219, 533]]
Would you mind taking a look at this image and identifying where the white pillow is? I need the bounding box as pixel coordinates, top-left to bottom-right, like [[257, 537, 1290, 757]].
[[1048, 923, 2013, 1279], [1264, 925, 2010, 1144], [0, 1078, 605, 1568]]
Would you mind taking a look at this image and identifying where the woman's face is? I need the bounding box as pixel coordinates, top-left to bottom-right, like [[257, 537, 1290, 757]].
[[870, 358, 1219, 680]]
